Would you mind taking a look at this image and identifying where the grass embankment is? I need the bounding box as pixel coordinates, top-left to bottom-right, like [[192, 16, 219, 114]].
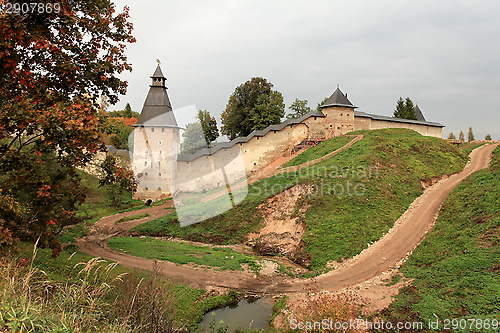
[[283, 135, 353, 167], [380, 145, 500, 331], [133, 129, 468, 274], [0, 245, 238, 332], [108, 236, 260, 273]]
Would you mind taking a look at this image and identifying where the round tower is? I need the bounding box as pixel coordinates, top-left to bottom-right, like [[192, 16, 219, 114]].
[[130, 64, 181, 200]]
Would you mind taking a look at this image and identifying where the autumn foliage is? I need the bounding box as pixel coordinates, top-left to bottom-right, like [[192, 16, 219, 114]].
[[0, 0, 136, 254]]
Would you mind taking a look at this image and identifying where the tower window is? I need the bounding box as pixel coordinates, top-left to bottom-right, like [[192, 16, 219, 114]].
[[157, 187, 162, 190], [144, 161, 147, 166], [159, 173, 162, 176], [162, 128, 165, 132], [159, 141, 162, 145], [151, 128, 155, 132]]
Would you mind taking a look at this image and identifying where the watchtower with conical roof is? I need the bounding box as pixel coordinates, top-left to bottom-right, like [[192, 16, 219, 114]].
[[414, 104, 426, 122], [318, 86, 357, 138], [131, 64, 181, 200]]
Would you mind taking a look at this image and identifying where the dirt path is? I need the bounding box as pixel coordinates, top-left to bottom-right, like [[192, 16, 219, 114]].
[[77, 144, 498, 295]]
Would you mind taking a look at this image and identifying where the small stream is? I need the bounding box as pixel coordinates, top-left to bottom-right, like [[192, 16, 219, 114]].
[[200, 297, 274, 332]]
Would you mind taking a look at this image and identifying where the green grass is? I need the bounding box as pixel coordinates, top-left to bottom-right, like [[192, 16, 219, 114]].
[[76, 170, 143, 221], [380, 144, 500, 331], [133, 129, 468, 274], [299, 129, 468, 273], [283, 135, 353, 167], [116, 213, 150, 223], [108, 236, 261, 273]]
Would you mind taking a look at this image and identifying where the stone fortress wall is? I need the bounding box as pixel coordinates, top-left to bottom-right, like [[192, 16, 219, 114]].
[[164, 105, 443, 195], [131, 65, 444, 200]]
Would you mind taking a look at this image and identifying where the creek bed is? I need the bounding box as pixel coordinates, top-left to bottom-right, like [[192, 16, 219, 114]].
[[200, 297, 274, 332]]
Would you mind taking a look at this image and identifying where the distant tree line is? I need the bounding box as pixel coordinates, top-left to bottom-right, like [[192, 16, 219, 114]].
[[447, 128, 493, 141]]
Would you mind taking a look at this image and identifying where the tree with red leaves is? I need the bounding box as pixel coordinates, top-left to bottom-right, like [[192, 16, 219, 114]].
[[0, 0, 136, 255]]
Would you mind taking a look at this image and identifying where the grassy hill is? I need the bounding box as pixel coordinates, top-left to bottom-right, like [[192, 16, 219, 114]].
[[132, 128, 469, 274], [380, 145, 499, 330]]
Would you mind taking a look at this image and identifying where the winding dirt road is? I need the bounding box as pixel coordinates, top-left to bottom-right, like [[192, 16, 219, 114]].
[[77, 143, 498, 295]]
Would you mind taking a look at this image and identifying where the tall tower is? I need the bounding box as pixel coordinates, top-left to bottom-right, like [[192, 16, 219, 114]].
[[319, 87, 357, 138], [131, 64, 181, 200]]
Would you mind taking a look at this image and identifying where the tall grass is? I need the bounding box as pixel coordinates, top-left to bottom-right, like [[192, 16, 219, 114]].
[[0, 243, 184, 332]]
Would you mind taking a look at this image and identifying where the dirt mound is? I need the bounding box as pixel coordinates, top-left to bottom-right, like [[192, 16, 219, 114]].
[[420, 174, 449, 189], [247, 184, 313, 261]]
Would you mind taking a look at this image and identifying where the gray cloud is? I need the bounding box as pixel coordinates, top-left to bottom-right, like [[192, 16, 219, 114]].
[[114, 0, 500, 139]]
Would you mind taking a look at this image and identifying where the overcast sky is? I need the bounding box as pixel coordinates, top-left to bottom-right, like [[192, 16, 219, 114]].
[[113, 0, 500, 140]]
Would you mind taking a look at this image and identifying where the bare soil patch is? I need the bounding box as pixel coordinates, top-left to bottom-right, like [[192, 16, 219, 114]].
[[247, 184, 313, 260]]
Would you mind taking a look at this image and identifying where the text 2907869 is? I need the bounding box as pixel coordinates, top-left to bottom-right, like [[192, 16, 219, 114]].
[[2, 2, 61, 15]]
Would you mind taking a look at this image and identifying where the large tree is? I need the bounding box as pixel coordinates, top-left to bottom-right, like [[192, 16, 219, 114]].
[[0, 0, 136, 254], [180, 122, 206, 154], [197, 110, 219, 147], [287, 98, 312, 119], [221, 77, 285, 140], [393, 97, 417, 120]]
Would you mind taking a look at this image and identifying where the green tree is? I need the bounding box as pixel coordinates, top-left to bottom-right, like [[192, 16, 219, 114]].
[[98, 156, 136, 207], [468, 127, 475, 142], [316, 97, 329, 111], [447, 132, 456, 140], [485, 134, 492, 140], [287, 98, 312, 119], [197, 110, 219, 147], [123, 103, 133, 117], [393, 97, 417, 120], [221, 77, 285, 140], [459, 131, 465, 141], [0, 0, 135, 253], [250, 90, 285, 130], [180, 122, 206, 154]]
